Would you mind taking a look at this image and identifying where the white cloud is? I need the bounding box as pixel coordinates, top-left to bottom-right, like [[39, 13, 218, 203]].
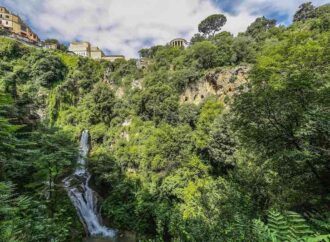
[[241, 0, 327, 13], [41, 0, 225, 57], [0, 0, 328, 57]]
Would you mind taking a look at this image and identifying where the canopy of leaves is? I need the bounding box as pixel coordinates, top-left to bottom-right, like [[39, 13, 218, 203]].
[[246, 16, 277, 41], [198, 14, 227, 36], [30, 53, 67, 87], [294, 2, 316, 22]]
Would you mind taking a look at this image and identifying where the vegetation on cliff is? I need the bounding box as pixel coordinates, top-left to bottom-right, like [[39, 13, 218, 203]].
[[0, 2, 329, 241]]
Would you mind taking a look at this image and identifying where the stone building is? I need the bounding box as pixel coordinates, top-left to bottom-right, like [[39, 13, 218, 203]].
[[0, 6, 39, 43], [43, 43, 58, 50], [69, 41, 125, 62], [68, 42, 91, 57], [170, 38, 188, 48], [90, 46, 104, 59]]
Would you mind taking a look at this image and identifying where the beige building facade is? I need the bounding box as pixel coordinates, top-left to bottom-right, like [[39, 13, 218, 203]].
[[69, 41, 125, 61], [43, 43, 58, 50], [68, 42, 91, 57], [90, 46, 104, 59], [0, 6, 39, 43]]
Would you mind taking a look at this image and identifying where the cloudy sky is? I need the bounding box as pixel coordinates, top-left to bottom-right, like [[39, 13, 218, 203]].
[[0, 0, 328, 57]]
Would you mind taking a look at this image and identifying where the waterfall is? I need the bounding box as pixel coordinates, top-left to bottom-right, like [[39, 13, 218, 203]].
[[63, 130, 115, 238]]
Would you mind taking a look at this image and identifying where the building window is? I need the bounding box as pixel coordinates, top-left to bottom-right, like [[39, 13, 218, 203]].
[[5, 15, 9, 18]]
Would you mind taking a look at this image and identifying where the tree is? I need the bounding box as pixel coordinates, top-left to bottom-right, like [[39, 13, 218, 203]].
[[293, 2, 316, 22], [315, 3, 330, 17], [30, 54, 67, 87], [138, 84, 179, 124], [139, 48, 150, 58], [190, 33, 206, 44], [178, 104, 199, 128], [186, 41, 219, 69], [231, 30, 330, 207], [0, 38, 24, 59], [170, 177, 254, 241], [207, 115, 237, 175], [169, 67, 201, 92], [211, 31, 234, 66], [0, 93, 19, 179], [89, 82, 116, 125], [0, 181, 82, 242], [231, 35, 257, 64], [194, 98, 224, 151], [312, 4, 330, 32], [153, 46, 184, 69], [32, 128, 77, 202], [246, 16, 276, 41], [138, 45, 163, 59], [198, 14, 227, 37], [0, 88, 82, 242]]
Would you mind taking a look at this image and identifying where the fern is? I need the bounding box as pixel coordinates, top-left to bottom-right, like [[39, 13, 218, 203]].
[[309, 212, 330, 233], [285, 211, 314, 240], [268, 210, 289, 241], [253, 219, 277, 242], [311, 219, 330, 231], [253, 210, 330, 242], [304, 234, 330, 242]]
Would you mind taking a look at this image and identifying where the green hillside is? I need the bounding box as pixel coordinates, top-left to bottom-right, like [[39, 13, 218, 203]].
[[0, 3, 329, 241]]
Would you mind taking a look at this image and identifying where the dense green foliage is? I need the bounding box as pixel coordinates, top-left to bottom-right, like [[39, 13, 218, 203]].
[[294, 2, 317, 22], [44, 38, 68, 51], [0, 40, 83, 241], [1, 2, 330, 241]]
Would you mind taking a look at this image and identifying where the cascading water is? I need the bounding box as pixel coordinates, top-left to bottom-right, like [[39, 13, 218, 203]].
[[63, 130, 115, 238]]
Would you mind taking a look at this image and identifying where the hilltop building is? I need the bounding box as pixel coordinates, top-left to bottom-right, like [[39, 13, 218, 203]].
[[90, 46, 104, 59], [68, 42, 91, 57], [69, 41, 125, 61], [170, 38, 188, 48], [0, 6, 39, 43], [43, 43, 58, 50]]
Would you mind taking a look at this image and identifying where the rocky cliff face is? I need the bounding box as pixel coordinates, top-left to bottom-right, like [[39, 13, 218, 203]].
[[180, 65, 250, 105]]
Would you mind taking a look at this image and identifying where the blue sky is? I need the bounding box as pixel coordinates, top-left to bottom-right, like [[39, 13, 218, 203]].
[[0, 0, 328, 57]]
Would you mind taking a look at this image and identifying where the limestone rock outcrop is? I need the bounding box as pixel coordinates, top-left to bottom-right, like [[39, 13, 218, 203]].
[[180, 66, 250, 105]]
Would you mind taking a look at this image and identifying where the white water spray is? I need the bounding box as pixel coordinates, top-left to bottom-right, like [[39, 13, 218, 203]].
[[63, 130, 115, 237]]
